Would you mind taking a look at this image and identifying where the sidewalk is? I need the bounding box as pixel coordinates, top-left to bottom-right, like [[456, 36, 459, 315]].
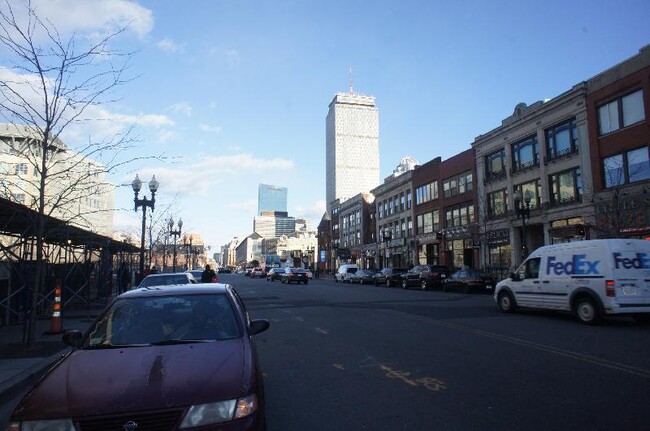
[[0, 305, 104, 406]]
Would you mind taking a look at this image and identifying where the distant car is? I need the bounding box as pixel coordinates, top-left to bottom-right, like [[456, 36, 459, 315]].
[[7, 284, 270, 430], [304, 269, 314, 279], [374, 267, 408, 287], [401, 265, 451, 290], [444, 269, 496, 293], [266, 267, 285, 282], [280, 268, 309, 284], [217, 267, 232, 274], [349, 269, 377, 285], [335, 264, 358, 283], [244, 267, 254, 277], [250, 267, 265, 278], [138, 272, 197, 288]]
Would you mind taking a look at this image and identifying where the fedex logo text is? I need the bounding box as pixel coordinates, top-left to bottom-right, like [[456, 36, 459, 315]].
[[546, 254, 600, 275], [613, 252, 650, 269]]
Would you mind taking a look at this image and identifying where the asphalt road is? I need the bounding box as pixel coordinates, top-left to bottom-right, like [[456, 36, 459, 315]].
[[232, 274, 650, 431], [3, 274, 649, 430]]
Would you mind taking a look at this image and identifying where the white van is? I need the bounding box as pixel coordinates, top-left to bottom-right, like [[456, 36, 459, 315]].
[[494, 239, 650, 324], [335, 264, 358, 283]]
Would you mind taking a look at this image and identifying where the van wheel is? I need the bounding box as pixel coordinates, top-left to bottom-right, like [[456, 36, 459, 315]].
[[575, 297, 600, 325], [420, 279, 428, 290], [498, 291, 516, 313], [402, 279, 408, 289]]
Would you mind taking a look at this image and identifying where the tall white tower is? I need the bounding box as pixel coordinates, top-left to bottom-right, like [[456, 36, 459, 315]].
[[325, 91, 380, 212]]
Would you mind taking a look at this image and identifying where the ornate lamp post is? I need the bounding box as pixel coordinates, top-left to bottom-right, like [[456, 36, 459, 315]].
[[132, 174, 158, 283], [382, 227, 393, 269], [514, 189, 532, 262], [169, 217, 183, 272]]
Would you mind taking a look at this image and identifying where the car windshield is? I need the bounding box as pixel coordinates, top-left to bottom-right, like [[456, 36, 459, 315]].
[[138, 274, 192, 288], [85, 294, 242, 347]]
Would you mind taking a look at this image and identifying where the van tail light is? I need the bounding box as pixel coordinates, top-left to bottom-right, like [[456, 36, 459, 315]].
[[605, 280, 616, 297]]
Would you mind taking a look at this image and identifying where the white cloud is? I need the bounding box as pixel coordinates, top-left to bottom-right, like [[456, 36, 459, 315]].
[[166, 102, 193, 117], [18, 0, 154, 39], [199, 123, 222, 134], [226, 50, 240, 68], [157, 38, 182, 53]]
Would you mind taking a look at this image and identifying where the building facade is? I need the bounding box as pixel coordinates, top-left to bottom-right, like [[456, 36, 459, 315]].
[[338, 192, 376, 269], [0, 124, 114, 236], [326, 92, 380, 211], [472, 84, 592, 275], [258, 183, 287, 214], [586, 45, 650, 239], [253, 210, 296, 239], [372, 158, 418, 269]]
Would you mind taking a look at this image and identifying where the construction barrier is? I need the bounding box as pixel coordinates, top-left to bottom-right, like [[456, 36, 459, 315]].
[[46, 278, 63, 334]]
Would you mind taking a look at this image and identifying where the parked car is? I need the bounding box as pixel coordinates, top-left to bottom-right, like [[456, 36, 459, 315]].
[[443, 269, 496, 293], [348, 269, 377, 285], [335, 264, 358, 283], [401, 264, 451, 290], [250, 267, 265, 278], [7, 284, 270, 430], [217, 267, 232, 274], [137, 272, 197, 288], [266, 267, 285, 282], [374, 267, 408, 287], [280, 267, 309, 284]]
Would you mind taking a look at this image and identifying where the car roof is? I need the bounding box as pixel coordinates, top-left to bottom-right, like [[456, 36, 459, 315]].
[[119, 283, 230, 299]]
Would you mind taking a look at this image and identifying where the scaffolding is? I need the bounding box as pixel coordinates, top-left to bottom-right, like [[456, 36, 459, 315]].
[[0, 197, 140, 329]]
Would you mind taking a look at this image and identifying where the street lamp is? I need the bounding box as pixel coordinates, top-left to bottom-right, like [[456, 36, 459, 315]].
[[382, 227, 393, 269], [133, 174, 159, 283], [514, 189, 532, 262], [168, 217, 183, 272]]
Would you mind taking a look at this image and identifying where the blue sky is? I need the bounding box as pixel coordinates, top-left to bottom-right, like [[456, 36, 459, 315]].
[[2, 0, 649, 250]]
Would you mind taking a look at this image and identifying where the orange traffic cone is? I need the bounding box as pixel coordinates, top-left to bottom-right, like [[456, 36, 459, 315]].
[[45, 279, 63, 334]]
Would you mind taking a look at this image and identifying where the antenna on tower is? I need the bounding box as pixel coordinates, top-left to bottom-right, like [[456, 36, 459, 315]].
[[348, 66, 354, 94]]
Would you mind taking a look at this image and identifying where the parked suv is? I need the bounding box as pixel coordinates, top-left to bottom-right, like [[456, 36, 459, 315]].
[[401, 265, 451, 290], [374, 267, 408, 287]]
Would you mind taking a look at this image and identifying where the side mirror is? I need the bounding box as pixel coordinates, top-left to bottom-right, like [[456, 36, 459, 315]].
[[249, 319, 270, 336], [62, 330, 83, 348], [510, 272, 520, 281]]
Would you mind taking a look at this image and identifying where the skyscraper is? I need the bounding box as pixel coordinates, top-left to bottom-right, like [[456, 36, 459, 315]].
[[326, 91, 380, 212], [258, 183, 287, 215]]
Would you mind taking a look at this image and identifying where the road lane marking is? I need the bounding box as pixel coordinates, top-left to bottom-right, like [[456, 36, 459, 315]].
[[315, 327, 329, 334], [402, 313, 650, 379], [379, 364, 447, 391], [333, 364, 345, 370]]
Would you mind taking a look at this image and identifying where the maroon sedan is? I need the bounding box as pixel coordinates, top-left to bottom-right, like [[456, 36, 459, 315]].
[[7, 284, 270, 431]]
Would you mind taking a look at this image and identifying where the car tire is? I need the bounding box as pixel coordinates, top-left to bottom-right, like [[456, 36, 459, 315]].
[[420, 279, 428, 290], [575, 296, 600, 325], [402, 279, 408, 289], [497, 291, 516, 313]]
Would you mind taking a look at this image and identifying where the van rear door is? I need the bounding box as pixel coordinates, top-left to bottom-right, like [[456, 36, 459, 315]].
[[611, 242, 650, 308]]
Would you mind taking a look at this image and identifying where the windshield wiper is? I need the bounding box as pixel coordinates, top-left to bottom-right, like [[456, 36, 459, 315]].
[[150, 339, 213, 345], [84, 342, 150, 349]]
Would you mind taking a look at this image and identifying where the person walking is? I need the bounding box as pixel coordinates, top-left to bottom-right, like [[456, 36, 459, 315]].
[[201, 264, 217, 283]]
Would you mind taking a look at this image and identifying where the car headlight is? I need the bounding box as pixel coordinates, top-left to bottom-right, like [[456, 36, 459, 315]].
[[179, 394, 258, 428], [7, 419, 77, 431]]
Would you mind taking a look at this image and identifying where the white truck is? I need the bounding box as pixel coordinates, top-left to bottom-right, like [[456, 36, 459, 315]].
[[494, 239, 650, 324]]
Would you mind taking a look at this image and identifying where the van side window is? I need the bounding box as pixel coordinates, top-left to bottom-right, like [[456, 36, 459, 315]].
[[525, 258, 541, 279]]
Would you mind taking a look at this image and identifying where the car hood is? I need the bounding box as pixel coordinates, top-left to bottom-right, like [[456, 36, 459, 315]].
[[13, 339, 252, 420]]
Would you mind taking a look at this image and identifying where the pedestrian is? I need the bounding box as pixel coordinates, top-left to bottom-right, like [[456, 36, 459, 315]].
[[201, 264, 217, 283]]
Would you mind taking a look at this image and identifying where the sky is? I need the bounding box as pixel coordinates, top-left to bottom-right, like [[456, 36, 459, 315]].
[[1, 0, 649, 251]]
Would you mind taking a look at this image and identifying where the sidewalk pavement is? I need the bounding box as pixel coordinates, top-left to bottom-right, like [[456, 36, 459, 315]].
[[0, 305, 105, 407]]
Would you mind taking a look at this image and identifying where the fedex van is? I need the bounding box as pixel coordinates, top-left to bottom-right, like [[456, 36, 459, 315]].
[[494, 239, 650, 325]]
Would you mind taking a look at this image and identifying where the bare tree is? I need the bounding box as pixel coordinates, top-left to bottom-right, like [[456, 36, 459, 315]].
[[0, 0, 138, 344]]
